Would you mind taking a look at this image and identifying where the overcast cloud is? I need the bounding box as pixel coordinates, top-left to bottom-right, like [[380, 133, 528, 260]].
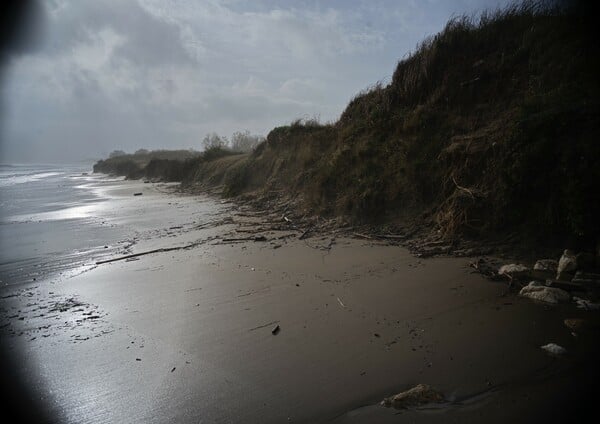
[[0, 0, 512, 163]]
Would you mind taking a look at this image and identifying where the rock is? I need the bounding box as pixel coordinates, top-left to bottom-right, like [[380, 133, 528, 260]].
[[573, 296, 600, 310], [557, 250, 577, 281], [519, 281, 570, 304], [541, 343, 566, 355], [498, 264, 530, 280], [381, 384, 444, 409], [532, 259, 558, 280], [271, 324, 280, 335]]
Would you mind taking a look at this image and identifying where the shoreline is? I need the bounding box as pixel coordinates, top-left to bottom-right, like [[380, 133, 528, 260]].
[[1, 179, 599, 423]]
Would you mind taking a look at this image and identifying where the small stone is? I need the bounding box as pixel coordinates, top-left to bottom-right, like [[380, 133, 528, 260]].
[[540, 343, 566, 355], [381, 384, 444, 409]]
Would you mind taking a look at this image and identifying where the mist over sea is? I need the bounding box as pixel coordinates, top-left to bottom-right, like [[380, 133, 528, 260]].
[[0, 164, 124, 286]]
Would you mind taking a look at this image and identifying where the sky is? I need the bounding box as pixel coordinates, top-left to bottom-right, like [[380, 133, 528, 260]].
[[0, 0, 513, 164]]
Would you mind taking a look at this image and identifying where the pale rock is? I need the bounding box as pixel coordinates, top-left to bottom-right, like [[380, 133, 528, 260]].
[[519, 281, 570, 304], [556, 250, 577, 280], [541, 343, 566, 355], [498, 264, 530, 279]]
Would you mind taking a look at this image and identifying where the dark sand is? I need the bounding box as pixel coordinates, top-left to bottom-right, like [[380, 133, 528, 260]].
[[1, 181, 598, 423]]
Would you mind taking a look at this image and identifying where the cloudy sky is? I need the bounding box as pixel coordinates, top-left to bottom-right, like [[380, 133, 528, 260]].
[[0, 0, 512, 164]]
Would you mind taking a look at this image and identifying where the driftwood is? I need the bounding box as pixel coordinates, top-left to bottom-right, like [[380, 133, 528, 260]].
[[298, 227, 312, 240], [221, 236, 267, 242], [353, 232, 374, 240], [96, 239, 211, 265], [97, 247, 183, 264]]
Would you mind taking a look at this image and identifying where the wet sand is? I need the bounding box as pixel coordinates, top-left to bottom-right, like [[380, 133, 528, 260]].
[[1, 180, 598, 423]]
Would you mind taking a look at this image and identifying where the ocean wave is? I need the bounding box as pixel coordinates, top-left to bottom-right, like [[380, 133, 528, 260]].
[[0, 171, 64, 187]]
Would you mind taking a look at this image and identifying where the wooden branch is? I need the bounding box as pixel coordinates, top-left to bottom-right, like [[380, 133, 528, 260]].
[[222, 236, 267, 242], [97, 246, 184, 265], [96, 238, 213, 265], [298, 227, 312, 240]]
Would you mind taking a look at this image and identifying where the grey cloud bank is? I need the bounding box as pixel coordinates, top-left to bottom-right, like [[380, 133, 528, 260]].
[[0, 0, 511, 164]]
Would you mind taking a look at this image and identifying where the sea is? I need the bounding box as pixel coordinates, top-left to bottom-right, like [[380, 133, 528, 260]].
[[0, 163, 229, 288], [0, 163, 126, 287]]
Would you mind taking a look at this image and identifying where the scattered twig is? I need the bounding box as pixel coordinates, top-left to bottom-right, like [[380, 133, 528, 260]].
[[451, 176, 475, 199], [248, 320, 279, 332]]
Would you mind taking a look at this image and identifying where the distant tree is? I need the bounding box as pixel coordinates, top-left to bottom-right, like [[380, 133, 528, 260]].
[[109, 150, 126, 158], [134, 149, 149, 155], [230, 130, 264, 152], [202, 133, 228, 150]]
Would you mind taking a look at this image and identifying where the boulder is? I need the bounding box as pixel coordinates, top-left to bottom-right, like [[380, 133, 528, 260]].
[[381, 384, 444, 409], [498, 264, 530, 280], [532, 259, 558, 280], [519, 281, 570, 304], [557, 250, 577, 281]]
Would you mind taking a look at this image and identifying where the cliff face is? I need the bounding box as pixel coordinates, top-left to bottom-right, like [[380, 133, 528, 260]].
[[213, 2, 600, 247], [95, 2, 600, 248]]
